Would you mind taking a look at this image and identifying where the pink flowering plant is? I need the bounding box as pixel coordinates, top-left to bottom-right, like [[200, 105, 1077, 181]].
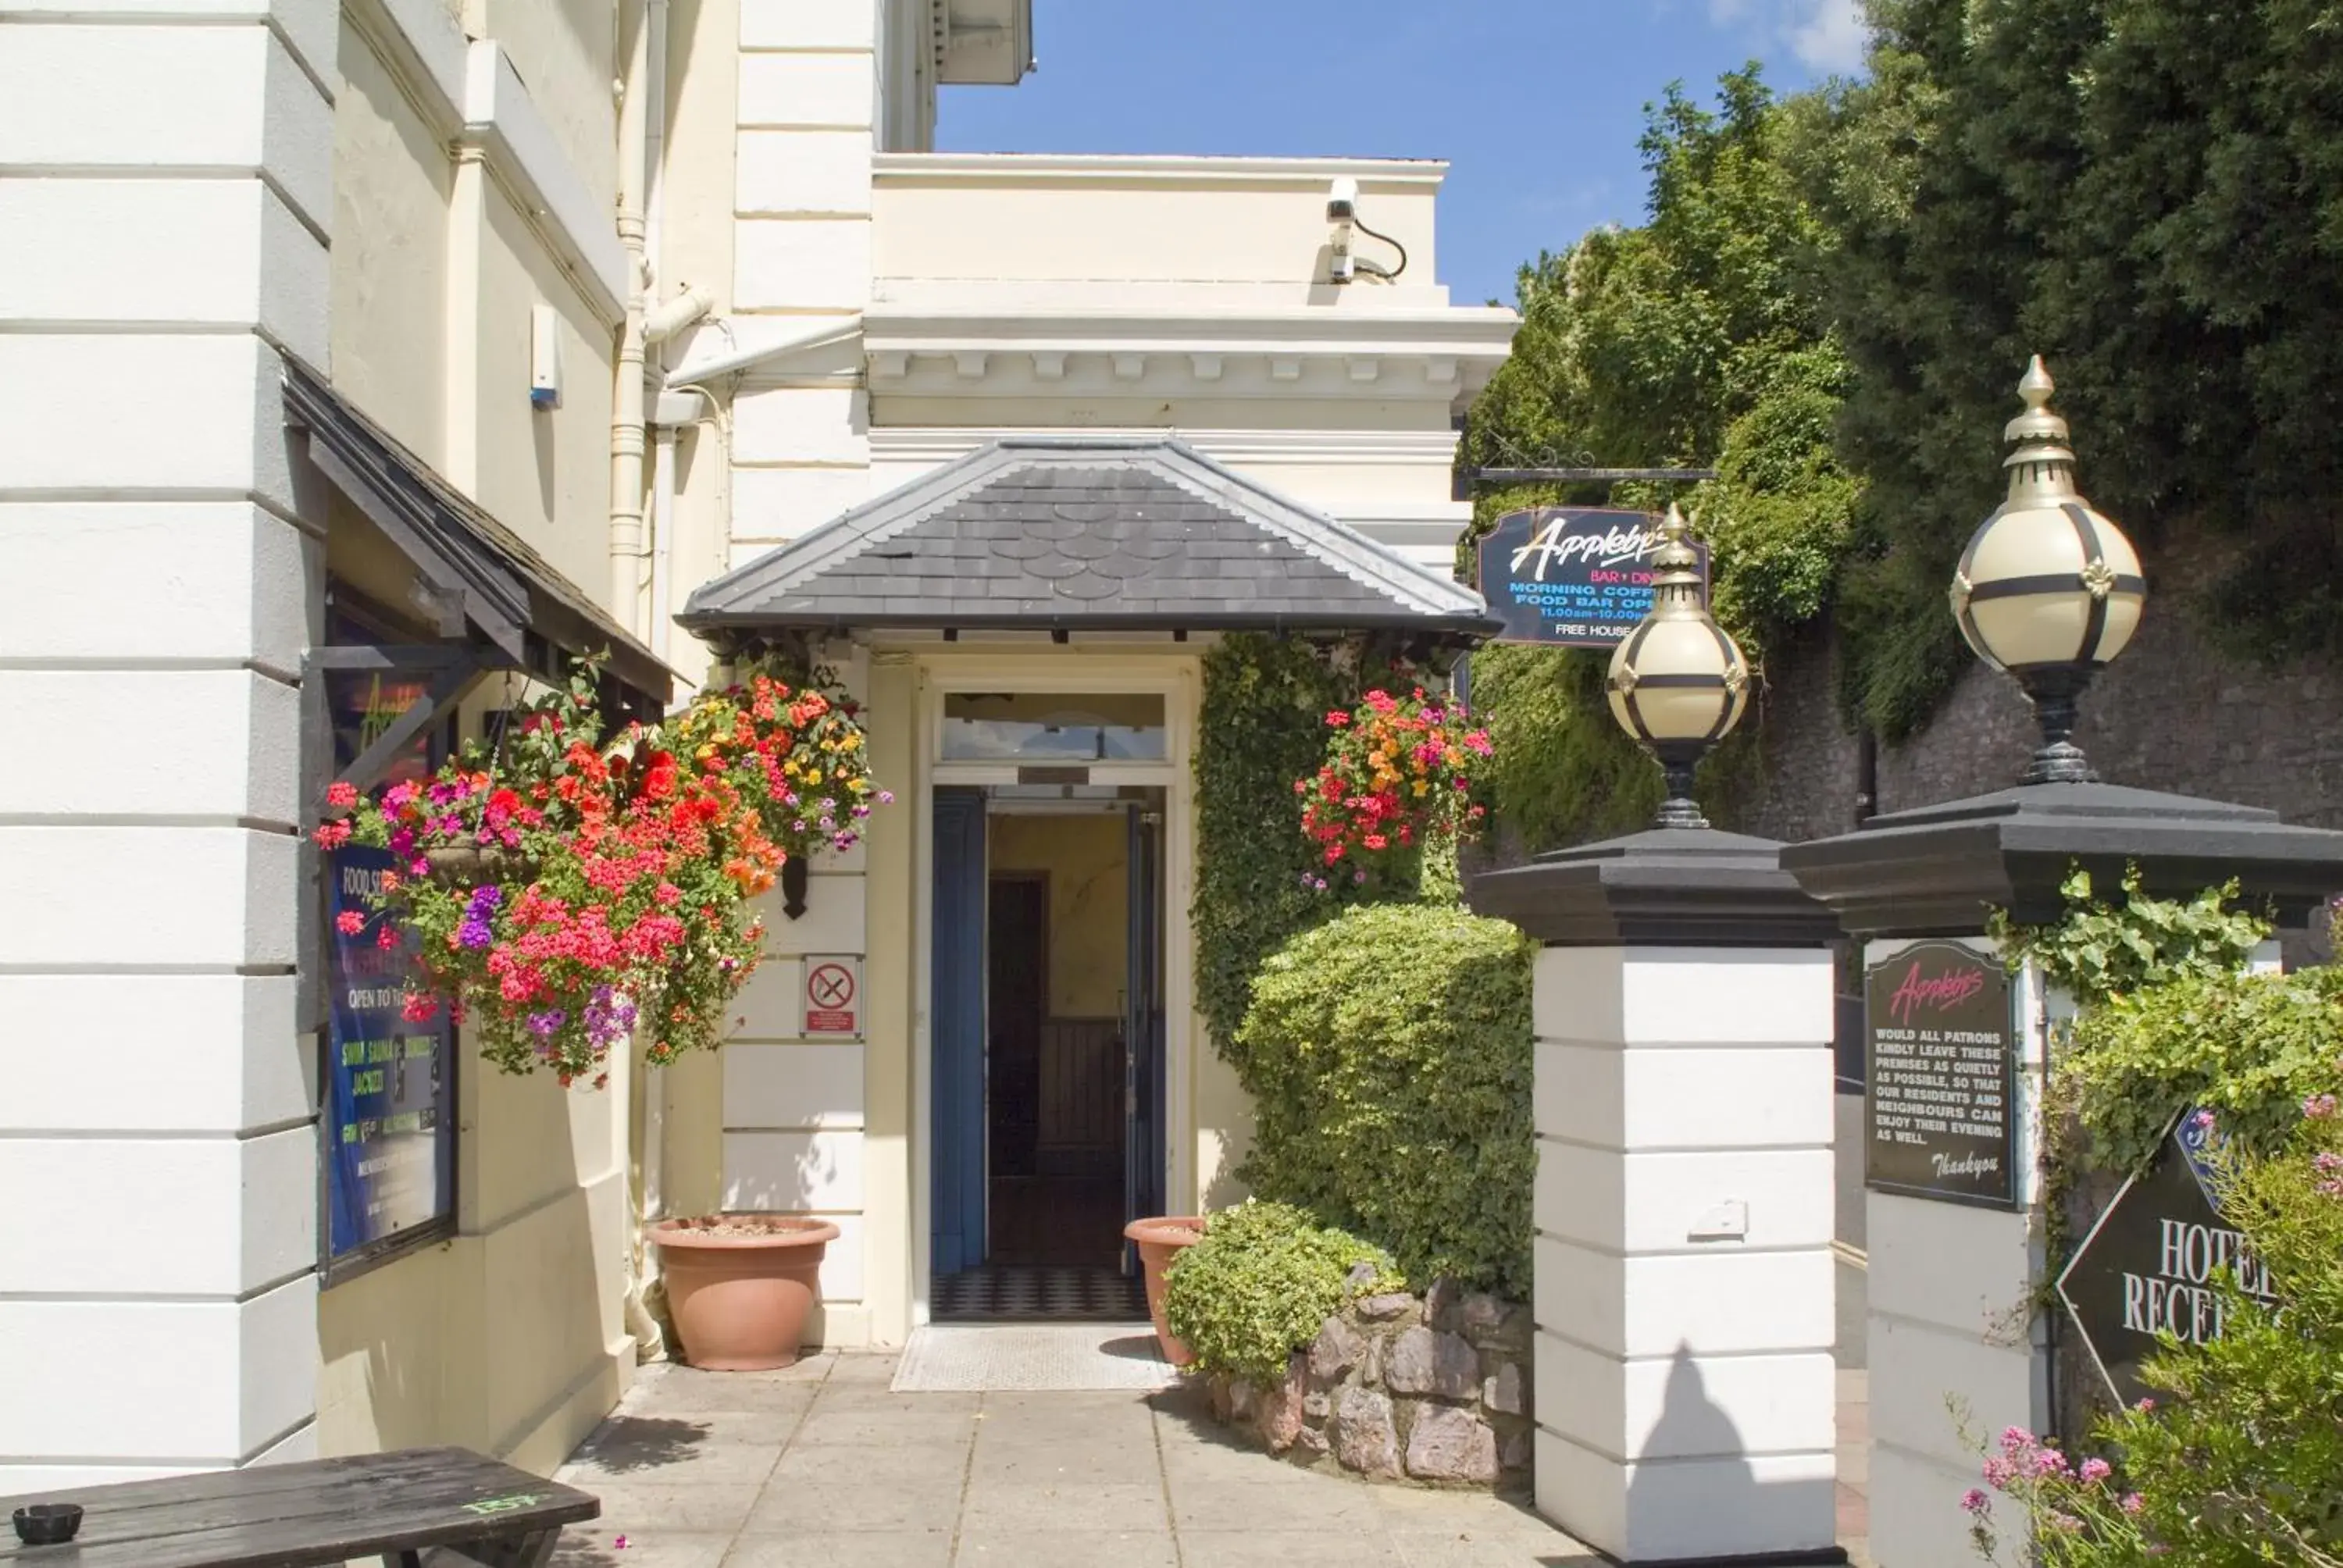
[[1294, 684, 1491, 886], [314, 659, 890, 1086], [1953, 1089, 2343, 1566]]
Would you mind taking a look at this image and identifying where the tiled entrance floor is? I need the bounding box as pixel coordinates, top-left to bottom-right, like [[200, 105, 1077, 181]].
[[553, 1351, 1876, 1567], [553, 1352, 1596, 1566]]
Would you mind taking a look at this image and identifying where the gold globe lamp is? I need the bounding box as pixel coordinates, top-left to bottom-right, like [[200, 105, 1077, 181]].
[[1606, 504, 1749, 829], [1949, 357, 2147, 784]]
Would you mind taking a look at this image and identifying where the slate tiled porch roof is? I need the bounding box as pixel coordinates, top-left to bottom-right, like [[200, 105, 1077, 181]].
[[679, 438, 1497, 637]]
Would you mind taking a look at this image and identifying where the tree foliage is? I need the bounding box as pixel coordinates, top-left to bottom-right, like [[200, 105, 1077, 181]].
[[1467, 4, 2343, 814]]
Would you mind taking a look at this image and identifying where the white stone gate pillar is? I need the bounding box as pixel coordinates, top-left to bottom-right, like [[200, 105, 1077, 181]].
[[1475, 829, 1845, 1565], [1785, 784, 2343, 1568]]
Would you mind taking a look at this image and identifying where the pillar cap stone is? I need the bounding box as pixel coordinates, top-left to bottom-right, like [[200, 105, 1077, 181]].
[[1468, 825, 1837, 948], [1781, 780, 2343, 939]]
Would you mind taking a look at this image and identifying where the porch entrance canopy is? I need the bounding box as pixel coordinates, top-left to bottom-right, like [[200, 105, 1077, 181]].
[[679, 438, 1500, 641]]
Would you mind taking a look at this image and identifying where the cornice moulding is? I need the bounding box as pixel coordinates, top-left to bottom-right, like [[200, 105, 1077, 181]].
[[874, 152, 1451, 188]]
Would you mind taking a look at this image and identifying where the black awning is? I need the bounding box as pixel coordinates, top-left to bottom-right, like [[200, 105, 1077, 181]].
[[283, 359, 673, 710]]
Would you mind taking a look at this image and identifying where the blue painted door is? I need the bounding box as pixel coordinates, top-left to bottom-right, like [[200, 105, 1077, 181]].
[[932, 786, 988, 1277], [1124, 805, 1165, 1250]]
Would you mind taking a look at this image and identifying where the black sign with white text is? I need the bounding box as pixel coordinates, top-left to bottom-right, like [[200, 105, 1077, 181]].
[[1475, 508, 1710, 648], [2056, 1115, 2275, 1407], [1864, 941, 2020, 1209]]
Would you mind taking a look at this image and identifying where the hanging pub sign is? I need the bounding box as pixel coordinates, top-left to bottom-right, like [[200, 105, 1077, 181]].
[[1475, 507, 1710, 647], [2056, 1113, 2276, 1407], [321, 597, 458, 1266], [1863, 940, 2020, 1209]]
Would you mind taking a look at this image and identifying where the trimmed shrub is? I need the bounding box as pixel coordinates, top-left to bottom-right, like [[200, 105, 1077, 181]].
[[1163, 1199, 1397, 1385], [1235, 902, 1535, 1295]]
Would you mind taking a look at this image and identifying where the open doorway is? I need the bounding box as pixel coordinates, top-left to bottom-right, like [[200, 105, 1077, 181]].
[[930, 785, 1167, 1320]]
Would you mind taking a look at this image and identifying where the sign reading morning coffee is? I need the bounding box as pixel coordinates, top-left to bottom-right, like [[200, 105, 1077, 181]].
[[1863, 940, 2019, 1209], [1475, 508, 1710, 648], [2056, 1114, 2276, 1406]]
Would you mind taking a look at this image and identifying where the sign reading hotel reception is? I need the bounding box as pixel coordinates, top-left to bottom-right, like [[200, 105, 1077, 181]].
[[2057, 1114, 2277, 1406], [325, 844, 455, 1259], [1863, 940, 2019, 1209], [1476, 508, 1710, 647]]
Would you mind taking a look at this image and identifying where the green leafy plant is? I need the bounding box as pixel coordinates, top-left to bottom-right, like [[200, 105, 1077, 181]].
[[1991, 866, 2272, 1009], [2059, 968, 2343, 1178], [1163, 1199, 1399, 1386], [1192, 635, 1429, 1062], [1235, 903, 1535, 1294]]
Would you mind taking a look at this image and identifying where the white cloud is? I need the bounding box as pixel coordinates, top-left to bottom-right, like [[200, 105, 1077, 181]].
[[1788, 0, 1869, 72]]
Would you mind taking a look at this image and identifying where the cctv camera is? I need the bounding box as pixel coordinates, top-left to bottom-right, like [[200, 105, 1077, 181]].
[[1327, 176, 1359, 223]]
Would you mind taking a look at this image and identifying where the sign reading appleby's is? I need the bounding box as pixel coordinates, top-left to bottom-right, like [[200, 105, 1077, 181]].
[[1475, 508, 1710, 648], [1864, 940, 2020, 1209]]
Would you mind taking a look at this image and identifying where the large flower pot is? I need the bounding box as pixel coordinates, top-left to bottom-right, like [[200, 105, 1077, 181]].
[[1125, 1216, 1206, 1367], [651, 1214, 840, 1370]]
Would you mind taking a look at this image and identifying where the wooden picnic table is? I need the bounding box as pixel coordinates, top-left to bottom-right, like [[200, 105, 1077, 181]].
[[0, 1445, 598, 1567]]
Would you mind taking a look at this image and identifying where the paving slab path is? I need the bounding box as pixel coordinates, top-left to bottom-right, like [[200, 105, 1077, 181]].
[[551, 1352, 1599, 1567]]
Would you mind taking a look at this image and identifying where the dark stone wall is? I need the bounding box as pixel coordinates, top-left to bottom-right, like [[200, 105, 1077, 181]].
[[1728, 581, 2343, 839]]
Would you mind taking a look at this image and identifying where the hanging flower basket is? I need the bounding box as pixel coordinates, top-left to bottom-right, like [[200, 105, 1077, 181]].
[[1296, 683, 1492, 881], [314, 658, 893, 1087]]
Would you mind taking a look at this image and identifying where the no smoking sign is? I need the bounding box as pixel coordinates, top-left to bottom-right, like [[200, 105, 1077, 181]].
[[803, 956, 861, 1038]]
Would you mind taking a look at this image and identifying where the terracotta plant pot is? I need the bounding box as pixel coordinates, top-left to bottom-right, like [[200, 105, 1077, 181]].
[[651, 1213, 840, 1370], [1125, 1215, 1207, 1366]]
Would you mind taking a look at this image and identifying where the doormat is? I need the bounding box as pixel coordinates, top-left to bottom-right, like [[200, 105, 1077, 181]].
[[892, 1323, 1179, 1392], [933, 1263, 1147, 1322]]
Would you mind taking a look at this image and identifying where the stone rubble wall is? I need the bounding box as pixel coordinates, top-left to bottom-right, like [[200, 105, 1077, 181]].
[[1201, 1278, 1532, 1488]]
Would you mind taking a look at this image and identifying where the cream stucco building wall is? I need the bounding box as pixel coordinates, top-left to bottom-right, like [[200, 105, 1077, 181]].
[[631, 0, 1513, 1354]]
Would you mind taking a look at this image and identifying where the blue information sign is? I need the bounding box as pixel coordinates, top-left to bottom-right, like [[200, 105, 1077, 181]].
[[325, 843, 456, 1258], [1476, 507, 1708, 648]]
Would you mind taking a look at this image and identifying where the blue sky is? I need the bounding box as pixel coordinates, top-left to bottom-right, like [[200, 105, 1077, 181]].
[[938, 0, 1867, 310]]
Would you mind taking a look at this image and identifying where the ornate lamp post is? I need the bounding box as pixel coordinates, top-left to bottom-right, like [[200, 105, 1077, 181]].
[[1948, 357, 2147, 783], [1604, 503, 1748, 828]]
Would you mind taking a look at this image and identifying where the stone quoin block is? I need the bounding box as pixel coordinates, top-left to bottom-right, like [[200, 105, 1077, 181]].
[[722, 1042, 865, 1128], [731, 386, 872, 466], [736, 130, 875, 216], [736, 219, 874, 311], [721, 1128, 867, 1212], [736, 52, 876, 127], [0, 975, 305, 1134], [0, 826, 298, 970], [0, 670, 300, 825], [0, 23, 333, 234], [0, 179, 329, 370], [0, 503, 312, 675], [0, 1130, 314, 1299]]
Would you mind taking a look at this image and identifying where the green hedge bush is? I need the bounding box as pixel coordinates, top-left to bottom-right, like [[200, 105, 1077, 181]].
[[1162, 1199, 1397, 1385], [1235, 902, 1535, 1296]]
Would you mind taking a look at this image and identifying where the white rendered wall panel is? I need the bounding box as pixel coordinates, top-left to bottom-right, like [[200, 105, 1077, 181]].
[[1536, 1142, 1835, 1255], [0, 827, 296, 968], [737, 52, 875, 127], [0, 671, 298, 823], [722, 1043, 864, 1128], [0, 504, 309, 675], [722, 1128, 866, 1211], [735, 219, 872, 310], [730, 466, 875, 547], [0, 976, 307, 1133], [736, 130, 874, 216], [0, 180, 329, 368], [739, 0, 877, 50]]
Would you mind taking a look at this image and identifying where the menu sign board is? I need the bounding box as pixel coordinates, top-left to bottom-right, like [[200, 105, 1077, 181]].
[[1864, 940, 2019, 1209], [1476, 508, 1710, 648], [321, 615, 456, 1265], [324, 846, 455, 1258]]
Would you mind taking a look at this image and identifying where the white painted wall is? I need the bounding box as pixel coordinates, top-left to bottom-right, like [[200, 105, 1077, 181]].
[[0, 2, 329, 1491], [1530, 944, 1840, 1563]]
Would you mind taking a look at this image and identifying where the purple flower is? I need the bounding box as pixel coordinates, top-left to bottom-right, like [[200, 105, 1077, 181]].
[[2191, 1108, 2218, 1131], [455, 884, 502, 950], [877, 790, 896, 805], [1960, 1488, 1988, 1516], [2314, 1152, 2343, 1174], [2120, 1493, 2144, 1516], [833, 832, 856, 850], [2304, 1092, 2338, 1120], [1998, 1426, 2035, 1459], [1981, 1456, 2017, 1490], [583, 985, 639, 1049], [526, 1010, 566, 1037], [2080, 1457, 2112, 1484]]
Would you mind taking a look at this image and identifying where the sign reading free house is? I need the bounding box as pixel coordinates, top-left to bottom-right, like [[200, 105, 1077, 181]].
[[1475, 508, 1710, 647], [1863, 940, 2020, 1209]]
